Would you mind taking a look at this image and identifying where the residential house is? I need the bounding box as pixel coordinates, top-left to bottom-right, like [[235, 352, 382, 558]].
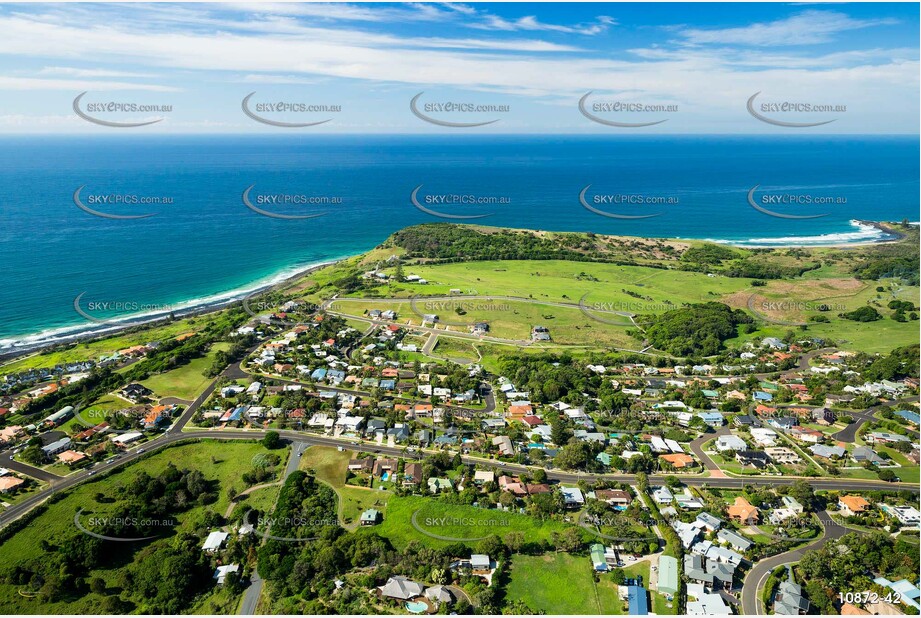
[[735, 450, 770, 469], [360, 509, 380, 526], [838, 495, 871, 517], [765, 447, 801, 464], [851, 446, 884, 465], [594, 489, 632, 507], [696, 512, 723, 532], [202, 531, 228, 553], [378, 576, 424, 600], [774, 576, 810, 615], [727, 496, 759, 525], [717, 529, 753, 552], [716, 434, 747, 452], [812, 408, 836, 425]]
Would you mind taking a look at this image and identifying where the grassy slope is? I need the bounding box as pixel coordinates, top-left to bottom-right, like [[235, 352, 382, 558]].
[[139, 342, 231, 400], [0, 440, 276, 615]]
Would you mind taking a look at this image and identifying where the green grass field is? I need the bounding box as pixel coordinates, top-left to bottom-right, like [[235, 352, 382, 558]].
[[58, 395, 125, 433], [506, 552, 625, 614], [298, 446, 394, 530], [139, 342, 230, 400], [431, 337, 481, 362], [326, 258, 919, 354], [373, 494, 576, 549]]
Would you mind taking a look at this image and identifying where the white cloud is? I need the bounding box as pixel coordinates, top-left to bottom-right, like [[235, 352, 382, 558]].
[[0, 76, 178, 91], [471, 14, 616, 35], [38, 66, 157, 79], [677, 10, 899, 47]]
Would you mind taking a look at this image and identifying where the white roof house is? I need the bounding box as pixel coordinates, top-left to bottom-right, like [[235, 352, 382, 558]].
[[716, 435, 747, 452], [110, 432, 143, 445], [213, 564, 240, 584], [202, 531, 229, 553]]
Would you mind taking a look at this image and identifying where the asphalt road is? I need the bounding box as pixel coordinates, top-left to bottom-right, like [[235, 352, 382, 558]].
[[238, 441, 305, 615], [831, 396, 919, 443], [688, 425, 731, 473], [741, 509, 854, 615]]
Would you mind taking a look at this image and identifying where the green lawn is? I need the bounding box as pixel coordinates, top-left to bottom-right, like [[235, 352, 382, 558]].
[[139, 342, 230, 400], [506, 552, 625, 614], [431, 337, 480, 362], [620, 561, 674, 615], [58, 395, 124, 433], [374, 494, 576, 549], [299, 446, 394, 530]]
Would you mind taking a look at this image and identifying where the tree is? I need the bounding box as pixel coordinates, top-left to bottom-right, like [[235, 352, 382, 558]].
[[504, 531, 525, 553], [635, 472, 649, 494], [262, 431, 281, 449], [430, 567, 448, 585], [878, 469, 896, 482], [90, 577, 107, 594], [787, 479, 817, 512], [531, 468, 547, 484]]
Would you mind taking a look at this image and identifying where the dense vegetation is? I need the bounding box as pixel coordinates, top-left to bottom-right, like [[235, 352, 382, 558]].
[[641, 302, 754, 356], [0, 464, 217, 613], [861, 344, 921, 381], [389, 224, 614, 264], [851, 226, 920, 285], [797, 532, 920, 614]]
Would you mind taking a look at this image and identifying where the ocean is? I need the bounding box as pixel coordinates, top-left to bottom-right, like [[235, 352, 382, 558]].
[[1, 134, 918, 351]]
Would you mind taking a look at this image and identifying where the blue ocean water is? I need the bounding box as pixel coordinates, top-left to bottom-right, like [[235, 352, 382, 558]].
[[1, 134, 917, 349]]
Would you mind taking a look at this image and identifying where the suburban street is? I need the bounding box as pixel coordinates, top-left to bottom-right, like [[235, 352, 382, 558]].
[[741, 509, 855, 615]]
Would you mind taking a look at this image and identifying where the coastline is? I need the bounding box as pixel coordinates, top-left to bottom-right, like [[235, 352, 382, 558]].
[[0, 258, 344, 362], [720, 220, 907, 249], [1, 219, 912, 365]]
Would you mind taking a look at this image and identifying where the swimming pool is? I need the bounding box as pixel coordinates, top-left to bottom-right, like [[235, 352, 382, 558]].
[[381, 472, 390, 481], [405, 601, 428, 614]]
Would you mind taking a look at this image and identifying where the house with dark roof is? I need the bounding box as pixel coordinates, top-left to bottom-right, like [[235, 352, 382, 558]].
[[736, 450, 770, 469], [774, 574, 810, 614]]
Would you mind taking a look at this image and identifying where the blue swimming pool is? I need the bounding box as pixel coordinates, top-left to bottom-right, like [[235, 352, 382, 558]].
[[405, 601, 427, 613]]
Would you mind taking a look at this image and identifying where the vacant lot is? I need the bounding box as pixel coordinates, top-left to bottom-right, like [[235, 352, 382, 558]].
[[506, 552, 624, 614], [374, 494, 576, 549], [140, 342, 231, 400]]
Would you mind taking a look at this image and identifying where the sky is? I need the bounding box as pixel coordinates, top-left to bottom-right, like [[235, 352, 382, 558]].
[[0, 2, 917, 133]]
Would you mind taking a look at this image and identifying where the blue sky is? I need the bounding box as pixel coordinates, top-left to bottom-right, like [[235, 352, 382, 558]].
[[0, 2, 917, 133]]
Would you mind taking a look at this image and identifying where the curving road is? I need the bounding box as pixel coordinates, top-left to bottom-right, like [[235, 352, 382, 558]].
[[741, 509, 854, 615]]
